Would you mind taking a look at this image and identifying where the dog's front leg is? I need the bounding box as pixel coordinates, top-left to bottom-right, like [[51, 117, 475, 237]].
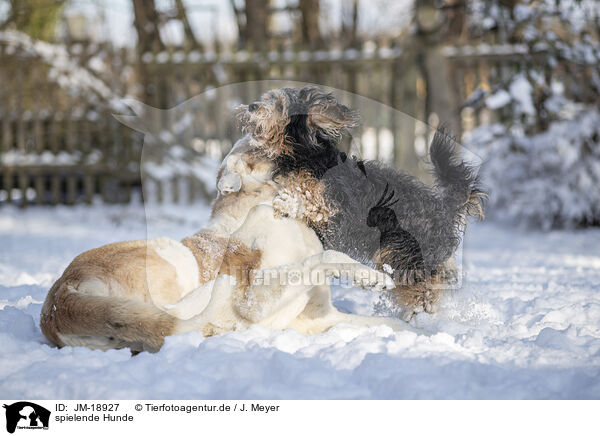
[[289, 284, 416, 334], [230, 250, 394, 327], [317, 250, 395, 291], [292, 310, 416, 333]]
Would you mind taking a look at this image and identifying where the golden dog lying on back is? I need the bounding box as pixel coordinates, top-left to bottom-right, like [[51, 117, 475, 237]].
[[41, 137, 408, 353]]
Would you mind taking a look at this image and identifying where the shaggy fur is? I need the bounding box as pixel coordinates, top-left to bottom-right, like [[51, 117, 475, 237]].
[[272, 169, 337, 225], [238, 86, 486, 319]]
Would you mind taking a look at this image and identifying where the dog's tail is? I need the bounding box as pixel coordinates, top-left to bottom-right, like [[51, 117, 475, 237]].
[[40, 280, 179, 353], [429, 129, 487, 224]]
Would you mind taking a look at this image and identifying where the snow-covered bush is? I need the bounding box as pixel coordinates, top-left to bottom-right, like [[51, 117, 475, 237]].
[[463, 0, 600, 229], [468, 108, 600, 229]]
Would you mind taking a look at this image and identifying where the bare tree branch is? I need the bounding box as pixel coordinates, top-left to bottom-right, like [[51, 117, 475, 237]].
[[173, 0, 201, 50]]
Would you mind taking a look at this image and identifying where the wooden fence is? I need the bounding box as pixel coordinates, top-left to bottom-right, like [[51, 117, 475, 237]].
[[0, 39, 566, 207]]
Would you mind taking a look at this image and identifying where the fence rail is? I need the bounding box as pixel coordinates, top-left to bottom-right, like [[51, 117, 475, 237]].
[[0, 40, 571, 207]]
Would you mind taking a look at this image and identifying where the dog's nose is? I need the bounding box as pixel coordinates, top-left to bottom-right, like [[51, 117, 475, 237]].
[[217, 173, 242, 194], [248, 103, 259, 112]]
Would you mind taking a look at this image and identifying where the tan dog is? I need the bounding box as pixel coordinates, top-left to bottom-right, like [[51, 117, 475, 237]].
[[41, 137, 407, 354], [40, 137, 273, 353]]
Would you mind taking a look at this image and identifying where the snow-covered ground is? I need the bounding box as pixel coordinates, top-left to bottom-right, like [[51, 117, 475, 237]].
[[1, 202, 599, 399]]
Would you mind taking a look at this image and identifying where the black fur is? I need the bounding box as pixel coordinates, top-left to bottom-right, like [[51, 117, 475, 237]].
[[278, 113, 340, 178], [367, 185, 425, 272], [429, 129, 483, 215], [275, 87, 356, 179]]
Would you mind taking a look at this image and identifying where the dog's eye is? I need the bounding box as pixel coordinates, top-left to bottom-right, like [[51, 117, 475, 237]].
[[276, 103, 283, 112]]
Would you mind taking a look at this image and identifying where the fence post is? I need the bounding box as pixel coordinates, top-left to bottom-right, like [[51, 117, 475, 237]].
[[393, 47, 419, 173], [424, 47, 462, 138]]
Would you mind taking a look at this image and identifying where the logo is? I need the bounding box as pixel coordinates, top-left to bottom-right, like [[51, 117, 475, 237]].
[[3, 402, 50, 434]]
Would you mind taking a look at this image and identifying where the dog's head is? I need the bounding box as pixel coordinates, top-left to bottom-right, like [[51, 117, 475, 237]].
[[216, 135, 274, 195], [236, 87, 359, 165]]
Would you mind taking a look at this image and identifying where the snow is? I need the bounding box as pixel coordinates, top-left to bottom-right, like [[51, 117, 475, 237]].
[[482, 75, 536, 116], [1, 204, 599, 399], [0, 149, 103, 166], [486, 89, 511, 110], [509, 75, 536, 116]]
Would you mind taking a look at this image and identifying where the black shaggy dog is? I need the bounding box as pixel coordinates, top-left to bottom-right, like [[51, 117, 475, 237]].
[[238, 87, 486, 319]]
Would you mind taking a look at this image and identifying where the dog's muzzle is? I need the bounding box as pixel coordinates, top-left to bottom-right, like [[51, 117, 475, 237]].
[[217, 172, 242, 194]]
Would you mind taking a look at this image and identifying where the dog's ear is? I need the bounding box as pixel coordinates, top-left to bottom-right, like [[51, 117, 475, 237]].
[[308, 101, 359, 140], [299, 87, 359, 140]]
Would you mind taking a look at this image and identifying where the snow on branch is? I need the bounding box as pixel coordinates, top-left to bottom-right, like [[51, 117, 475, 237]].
[[0, 30, 130, 113]]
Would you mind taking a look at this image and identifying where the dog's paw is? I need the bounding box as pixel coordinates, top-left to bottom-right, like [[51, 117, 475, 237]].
[[320, 250, 354, 265], [370, 271, 396, 292], [400, 290, 437, 321], [353, 268, 395, 291], [401, 309, 416, 322]]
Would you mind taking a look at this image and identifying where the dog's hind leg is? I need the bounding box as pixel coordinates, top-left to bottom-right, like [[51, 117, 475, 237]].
[[41, 282, 179, 353], [173, 274, 244, 336], [163, 281, 214, 320]]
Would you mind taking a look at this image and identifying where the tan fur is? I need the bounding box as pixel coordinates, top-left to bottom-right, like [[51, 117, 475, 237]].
[[236, 90, 292, 157], [40, 240, 186, 352], [456, 190, 488, 229], [386, 279, 444, 320], [373, 253, 459, 320], [181, 233, 262, 287]]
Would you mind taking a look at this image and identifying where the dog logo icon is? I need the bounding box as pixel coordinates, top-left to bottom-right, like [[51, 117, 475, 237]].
[[3, 402, 50, 433]]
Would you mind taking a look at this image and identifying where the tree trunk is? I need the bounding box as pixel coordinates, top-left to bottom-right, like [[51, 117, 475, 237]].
[[299, 0, 322, 49], [340, 0, 359, 48], [394, 50, 420, 176], [174, 0, 200, 50], [423, 47, 461, 138], [132, 0, 164, 106], [2, 0, 65, 41], [132, 0, 164, 55], [244, 0, 269, 51]]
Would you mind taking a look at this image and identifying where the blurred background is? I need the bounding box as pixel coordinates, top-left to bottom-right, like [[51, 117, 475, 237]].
[[0, 0, 599, 229]]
